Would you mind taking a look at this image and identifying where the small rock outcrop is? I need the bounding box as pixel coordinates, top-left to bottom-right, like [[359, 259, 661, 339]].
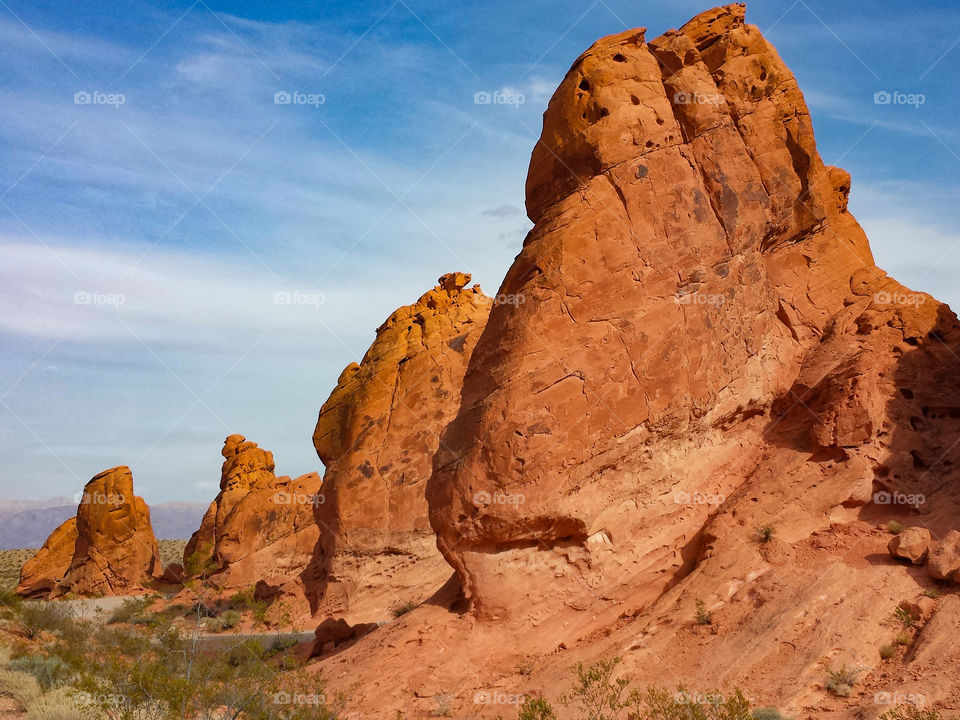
[[15, 518, 78, 598], [182, 435, 322, 614], [305, 273, 491, 622]]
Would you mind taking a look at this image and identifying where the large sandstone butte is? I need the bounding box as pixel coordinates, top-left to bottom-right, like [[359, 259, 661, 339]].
[[305, 4, 960, 716], [182, 434, 322, 615], [22, 466, 164, 597], [306, 273, 492, 623]]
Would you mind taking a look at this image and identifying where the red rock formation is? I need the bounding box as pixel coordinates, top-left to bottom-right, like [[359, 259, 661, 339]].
[[57, 466, 163, 596], [306, 273, 491, 622], [15, 518, 77, 598], [182, 435, 322, 615]]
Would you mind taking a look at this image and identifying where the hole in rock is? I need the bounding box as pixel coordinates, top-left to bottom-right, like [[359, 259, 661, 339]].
[[613, 53, 627, 62], [579, 79, 590, 91], [899, 388, 914, 399]]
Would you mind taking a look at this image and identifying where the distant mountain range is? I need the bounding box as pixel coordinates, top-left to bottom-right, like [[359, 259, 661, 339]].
[[0, 498, 207, 550]]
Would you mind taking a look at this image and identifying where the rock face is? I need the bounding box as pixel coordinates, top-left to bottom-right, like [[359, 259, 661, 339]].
[[15, 518, 78, 598], [306, 273, 491, 622], [928, 530, 960, 581], [57, 467, 163, 596], [182, 435, 322, 614], [426, 1, 960, 625]]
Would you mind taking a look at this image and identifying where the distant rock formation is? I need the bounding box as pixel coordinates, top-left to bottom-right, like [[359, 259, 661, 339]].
[[305, 273, 491, 622], [18, 466, 163, 598], [182, 435, 322, 615]]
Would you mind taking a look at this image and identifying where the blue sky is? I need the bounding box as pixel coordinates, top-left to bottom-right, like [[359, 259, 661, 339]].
[[1, 0, 959, 503]]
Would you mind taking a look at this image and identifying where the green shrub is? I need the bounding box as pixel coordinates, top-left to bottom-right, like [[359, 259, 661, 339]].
[[755, 525, 775, 543], [108, 597, 151, 624], [0, 668, 43, 710], [518, 696, 557, 720], [824, 666, 862, 697], [695, 599, 713, 626], [894, 606, 919, 629], [887, 521, 904, 535], [15, 602, 75, 639], [7, 655, 72, 691], [215, 609, 241, 630], [895, 632, 912, 646], [391, 601, 418, 618], [634, 686, 752, 720], [752, 708, 792, 720], [559, 657, 631, 720], [26, 687, 96, 720], [881, 706, 945, 720], [880, 644, 897, 660], [922, 587, 939, 599]]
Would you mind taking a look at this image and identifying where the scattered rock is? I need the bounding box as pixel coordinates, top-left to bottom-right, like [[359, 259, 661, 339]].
[[888, 527, 932, 565]]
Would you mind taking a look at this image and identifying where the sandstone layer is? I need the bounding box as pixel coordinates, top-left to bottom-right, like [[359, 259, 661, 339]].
[[308, 5, 960, 716], [305, 273, 491, 623], [182, 435, 322, 615]]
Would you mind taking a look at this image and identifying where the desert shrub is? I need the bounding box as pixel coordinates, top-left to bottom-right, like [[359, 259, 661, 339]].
[[108, 597, 151, 625], [922, 587, 939, 599], [881, 707, 945, 720], [15, 602, 75, 639], [894, 606, 918, 629], [431, 692, 452, 717], [695, 599, 713, 626], [212, 609, 241, 631], [25, 687, 96, 720], [887, 521, 904, 535], [518, 697, 557, 720], [0, 668, 43, 710], [752, 708, 791, 720], [0, 588, 23, 610], [880, 644, 897, 660], [755, 525, 775, 543], [559, 657, 631, 720], [895, 632, 912, 646], [7, 655, 72, 691], [390, 601, 417, 618], [632, 685, 752, 720], [824, 666, 861, 697]]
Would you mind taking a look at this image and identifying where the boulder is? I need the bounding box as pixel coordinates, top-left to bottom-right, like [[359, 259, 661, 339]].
[[310, 617, 379, 657], [888, 527, 932, 565], [928, 530, 960, 581]]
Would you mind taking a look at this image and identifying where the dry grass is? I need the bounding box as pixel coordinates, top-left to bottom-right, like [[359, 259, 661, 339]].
[[0, 549, 37, 591], [158, 539, 187, 569]]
